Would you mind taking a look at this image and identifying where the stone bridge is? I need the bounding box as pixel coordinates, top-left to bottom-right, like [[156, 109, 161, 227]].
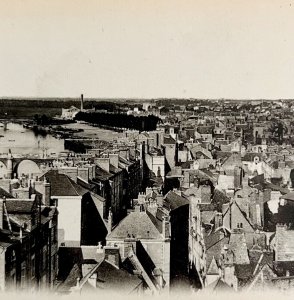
[[0, 157, 55, 179]]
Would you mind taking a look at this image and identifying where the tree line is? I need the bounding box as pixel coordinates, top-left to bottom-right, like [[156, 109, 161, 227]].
[[75, 111, 161, 131]]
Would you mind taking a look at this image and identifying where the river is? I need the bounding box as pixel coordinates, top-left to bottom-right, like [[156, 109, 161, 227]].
[[0, 122, 65, 156], [0, 121, 125, 156]]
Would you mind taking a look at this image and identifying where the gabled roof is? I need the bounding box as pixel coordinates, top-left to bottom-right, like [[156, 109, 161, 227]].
[[88, 260, 142, 292], [207, 256, 219, 275], [163, 191, 189, 211], [107, 211, 163, 240], [163, 135, 176, 145], [221, 152, 243, 170], [206, 278, 234, 292], [40, 170, 88, 197], [223, 200, 254, 232]]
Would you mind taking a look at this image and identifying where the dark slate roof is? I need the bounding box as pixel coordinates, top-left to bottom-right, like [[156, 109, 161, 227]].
[[107, 211, 162, 240], [163, 136, 176, 145], [205, 230, 230, 269], [163, 191, 189, 211], [0, 187, 14, 199], [273, 261, 294, 276], [179, 161, 193, 169], [5, 199, 35, 213], [109, 164, 123, 174], [281, 191, 294, 201], [211, 189, 230, 212], [57, 263, 82, 293], [242, 153, 264, 162], [40, 170, 88, 197], [94, 166, 113, 181], [94, 260, 142, 292], [196, 126, 213, 134]]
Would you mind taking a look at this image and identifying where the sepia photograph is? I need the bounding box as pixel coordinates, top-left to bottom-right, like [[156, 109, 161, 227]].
[[1, 0, 294, 299]]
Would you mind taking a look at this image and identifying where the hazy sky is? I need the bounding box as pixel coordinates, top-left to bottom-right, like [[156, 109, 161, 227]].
[[1, 0, 294, 99]]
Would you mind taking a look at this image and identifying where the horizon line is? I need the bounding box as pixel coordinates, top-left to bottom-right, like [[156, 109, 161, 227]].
[[0, 96, 293, 102]]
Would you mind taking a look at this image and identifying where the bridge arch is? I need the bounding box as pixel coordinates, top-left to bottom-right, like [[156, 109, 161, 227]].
[[14, 159, 41, 178], [0, 161, 7, 179]]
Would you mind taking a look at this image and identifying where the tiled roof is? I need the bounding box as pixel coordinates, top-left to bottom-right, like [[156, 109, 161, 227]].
[[40, 170, 88, 196], [93, 260, 142, 292], [229, 232, 250, 264], [107, 211, 163, 240], [5, 199, 35, 213]]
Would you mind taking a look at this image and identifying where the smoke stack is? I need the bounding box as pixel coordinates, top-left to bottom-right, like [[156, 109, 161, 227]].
[[81, 94, 84, 111]]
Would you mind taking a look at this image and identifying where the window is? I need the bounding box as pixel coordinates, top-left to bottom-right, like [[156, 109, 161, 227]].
[[237, 223, 243, 229]]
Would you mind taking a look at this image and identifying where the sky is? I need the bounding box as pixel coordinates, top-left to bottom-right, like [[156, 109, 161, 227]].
[[1, 0, 294, 99]]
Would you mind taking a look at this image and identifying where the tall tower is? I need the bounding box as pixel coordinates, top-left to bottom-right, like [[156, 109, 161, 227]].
[[80, 94, 84, 111]]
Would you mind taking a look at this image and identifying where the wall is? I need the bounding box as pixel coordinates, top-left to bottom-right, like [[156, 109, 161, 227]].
[[0, 250, 5, 291], [55, 195, 82, 246]]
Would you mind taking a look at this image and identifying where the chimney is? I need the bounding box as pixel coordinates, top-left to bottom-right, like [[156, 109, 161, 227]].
[[109, 154, 119, 169], [234, 166, 242, 189], [214, 211, 223, 228], [0, 198, 4, 230], [104, 245, 120, 268], [81, 94, 84, 111], [193, 176, 200, 188], [95, 158, 110, 173], [107, 208, 113, 233], [43, 177, 51, 206], [183, 171, 190, 188], [162, 215, 170, 239], [200, 185, 211, 204]]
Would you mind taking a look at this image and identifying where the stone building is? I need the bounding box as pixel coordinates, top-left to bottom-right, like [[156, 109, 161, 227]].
[[0, 196, 58, 291]]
